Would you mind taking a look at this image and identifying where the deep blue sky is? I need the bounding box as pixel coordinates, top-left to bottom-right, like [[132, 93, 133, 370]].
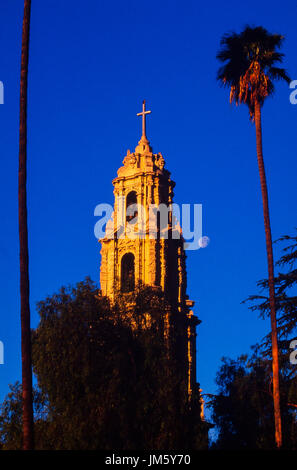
[[0, 0, 296, 406]]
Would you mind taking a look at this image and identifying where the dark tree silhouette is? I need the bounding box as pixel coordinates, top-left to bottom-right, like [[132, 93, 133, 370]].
[[18, 0, 33, 450], [0, 279, 209, 450], [217, 25, 290, 448], [209, 354, 297, 450]]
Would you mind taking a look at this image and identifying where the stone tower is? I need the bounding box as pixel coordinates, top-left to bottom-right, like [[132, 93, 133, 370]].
[[99, 101, 200, 397]]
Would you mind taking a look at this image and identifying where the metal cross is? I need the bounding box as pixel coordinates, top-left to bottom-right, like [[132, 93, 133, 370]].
[[137, 100, 151, 138]]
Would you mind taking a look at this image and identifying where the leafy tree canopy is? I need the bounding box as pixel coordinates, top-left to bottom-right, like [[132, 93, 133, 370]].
[[217, 25, 290, 118], [209, 353, 297, 450], [0, 278, 208, 450], [246, 229, 297, 349], [210, 230, 297, 449]]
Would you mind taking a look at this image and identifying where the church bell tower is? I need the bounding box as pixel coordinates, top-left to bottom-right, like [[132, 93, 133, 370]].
[[99, 101, 200, 397]]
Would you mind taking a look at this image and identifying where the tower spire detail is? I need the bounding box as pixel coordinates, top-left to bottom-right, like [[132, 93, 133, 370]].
[[137, 100, 151, 140]]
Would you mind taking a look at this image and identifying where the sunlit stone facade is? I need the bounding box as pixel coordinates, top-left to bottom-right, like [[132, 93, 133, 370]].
[[99, 102, 200, 397]]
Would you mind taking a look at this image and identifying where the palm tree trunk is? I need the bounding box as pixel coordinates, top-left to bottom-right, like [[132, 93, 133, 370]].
[[254, 100, 282, 448], [19, 0, 34, 450]]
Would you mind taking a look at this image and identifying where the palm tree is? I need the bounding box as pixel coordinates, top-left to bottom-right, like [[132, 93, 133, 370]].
[[217, 26, 290, 449], [18, 0, 34, 450]]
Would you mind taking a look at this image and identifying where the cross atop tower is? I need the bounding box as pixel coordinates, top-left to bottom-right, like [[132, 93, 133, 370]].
[[137, 100, 151, 139]]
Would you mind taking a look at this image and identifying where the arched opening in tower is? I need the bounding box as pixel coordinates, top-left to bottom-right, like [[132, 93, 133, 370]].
[[121, 252, 135, 293], [126, 191, 138, 223]]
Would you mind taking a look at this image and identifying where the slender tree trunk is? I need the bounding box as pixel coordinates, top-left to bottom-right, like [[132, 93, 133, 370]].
[[254, 100, 282, 448], [19, 0, 34, 450]]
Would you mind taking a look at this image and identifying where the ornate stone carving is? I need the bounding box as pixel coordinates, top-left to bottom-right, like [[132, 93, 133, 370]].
[[155, 153, 165, 170], [123, 151, 138, 169]]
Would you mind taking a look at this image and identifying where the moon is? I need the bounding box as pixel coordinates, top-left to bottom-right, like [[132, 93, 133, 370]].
[[198, 236, 210, 248]]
